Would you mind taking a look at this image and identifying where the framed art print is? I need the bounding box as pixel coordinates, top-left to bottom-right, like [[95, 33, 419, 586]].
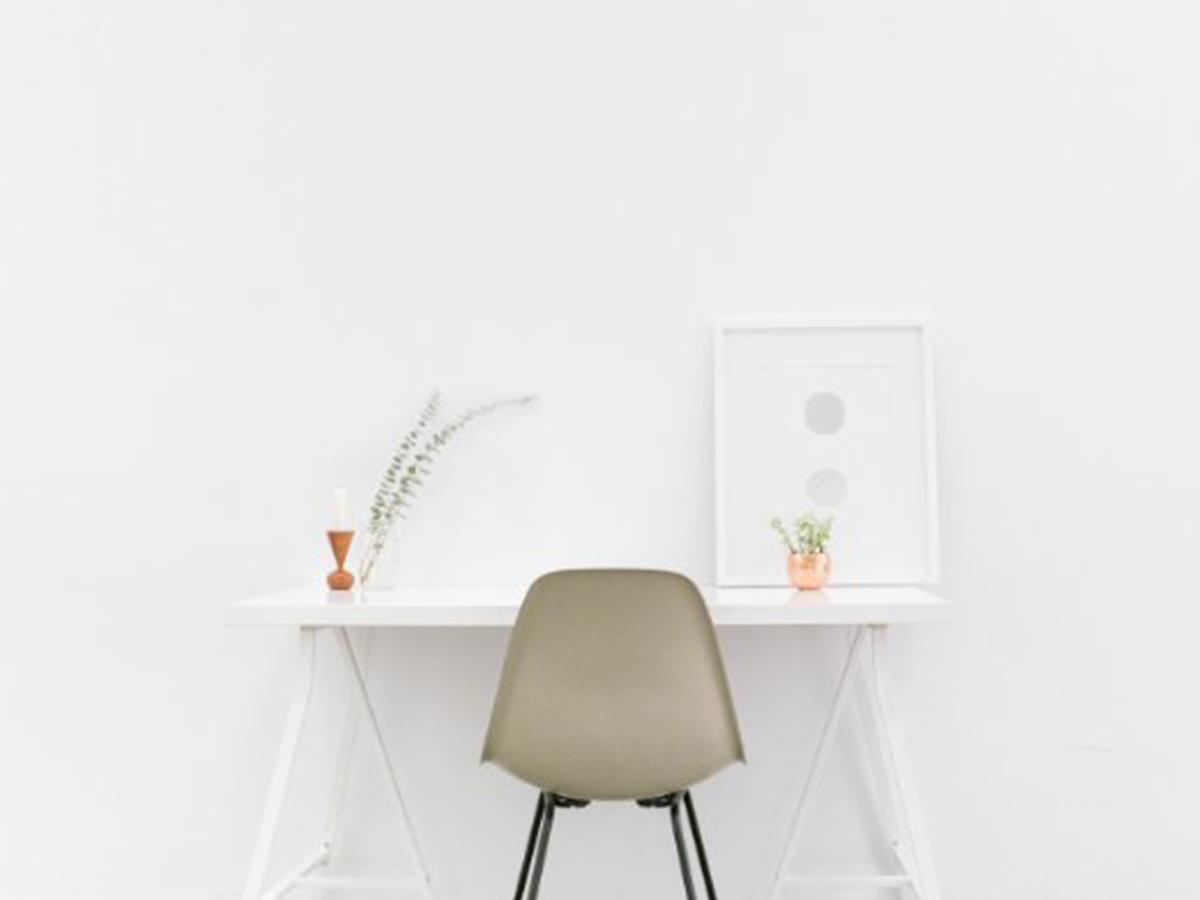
[[714, 317, 941, 586]]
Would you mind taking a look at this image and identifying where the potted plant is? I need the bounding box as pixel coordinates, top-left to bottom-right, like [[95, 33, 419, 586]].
[[770, 513, 834, 590]]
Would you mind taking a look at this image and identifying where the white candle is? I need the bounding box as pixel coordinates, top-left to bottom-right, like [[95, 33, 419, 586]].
[[333, 487, 351, 531]]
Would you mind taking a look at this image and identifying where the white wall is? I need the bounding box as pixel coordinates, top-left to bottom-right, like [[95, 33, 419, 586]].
[[2, 1, 1198, 898]]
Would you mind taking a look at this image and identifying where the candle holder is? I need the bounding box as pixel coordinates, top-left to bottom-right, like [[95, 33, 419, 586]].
[[326, 530, 355, 591]]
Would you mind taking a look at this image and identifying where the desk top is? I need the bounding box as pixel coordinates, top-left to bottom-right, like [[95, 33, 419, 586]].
[[227, 585, 948, 628]]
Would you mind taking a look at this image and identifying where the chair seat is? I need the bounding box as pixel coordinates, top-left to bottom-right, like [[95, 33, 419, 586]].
[[487, 734, 736, 802]]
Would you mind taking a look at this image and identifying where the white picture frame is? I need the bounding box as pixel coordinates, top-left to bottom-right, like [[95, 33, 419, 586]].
[[714, 316, 941, 586]]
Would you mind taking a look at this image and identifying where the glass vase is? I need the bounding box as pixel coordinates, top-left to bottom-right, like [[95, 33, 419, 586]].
[[359, 530, 402, 591]]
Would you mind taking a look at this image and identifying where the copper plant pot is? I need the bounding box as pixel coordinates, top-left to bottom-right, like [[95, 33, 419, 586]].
[[787, 552, 831, 590]]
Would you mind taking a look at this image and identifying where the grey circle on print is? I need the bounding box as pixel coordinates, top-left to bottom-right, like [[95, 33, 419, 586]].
[[805, 392, 846, 434], [807, 468, 849, 506]]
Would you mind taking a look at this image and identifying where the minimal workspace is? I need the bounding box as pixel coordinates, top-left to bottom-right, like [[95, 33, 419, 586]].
[[231, 320, 948, 899], [6, 5, 1189, 899]]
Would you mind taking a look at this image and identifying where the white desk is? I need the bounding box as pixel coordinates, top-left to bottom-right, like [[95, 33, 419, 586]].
[[229, 585, 948, 900]]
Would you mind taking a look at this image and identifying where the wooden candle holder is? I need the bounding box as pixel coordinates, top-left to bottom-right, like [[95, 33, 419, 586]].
[[326, 530, 355, 591]]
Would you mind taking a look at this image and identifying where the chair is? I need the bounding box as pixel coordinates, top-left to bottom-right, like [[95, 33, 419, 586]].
[[483, 569, 745, 899]]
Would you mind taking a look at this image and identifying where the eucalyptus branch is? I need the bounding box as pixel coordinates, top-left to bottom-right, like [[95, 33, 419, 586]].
[[359, 392, 536, 583], [366, 390, 440, 539]]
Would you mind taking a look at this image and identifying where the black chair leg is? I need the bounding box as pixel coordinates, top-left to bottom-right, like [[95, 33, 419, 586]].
[[683, 791, 719, 900], [515, 790, 716, 900], [669, 794, 699, 900], [512, 793, 546, 900], [526, 792, 557, 900]]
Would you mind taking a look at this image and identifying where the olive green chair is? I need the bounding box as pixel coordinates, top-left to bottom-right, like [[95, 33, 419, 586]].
[[483, 569, 745, 899]]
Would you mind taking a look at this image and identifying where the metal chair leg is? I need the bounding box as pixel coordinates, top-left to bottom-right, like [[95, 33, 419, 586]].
[[669, 794, 699, 900], [512, 794, 546, 900], [683, 791, 718, 900], [515, 790, 716, 900], [526, 792, 557, 900]]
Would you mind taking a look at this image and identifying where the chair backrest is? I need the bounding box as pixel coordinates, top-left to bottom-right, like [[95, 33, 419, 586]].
[[482, 569, 744, 801]]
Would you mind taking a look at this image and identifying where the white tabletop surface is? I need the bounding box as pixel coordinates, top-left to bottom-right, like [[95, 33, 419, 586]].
[[227, 584, 948, 627]]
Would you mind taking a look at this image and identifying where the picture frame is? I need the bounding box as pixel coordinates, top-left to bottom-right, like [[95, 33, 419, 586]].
[[714, 316, 941, 586]]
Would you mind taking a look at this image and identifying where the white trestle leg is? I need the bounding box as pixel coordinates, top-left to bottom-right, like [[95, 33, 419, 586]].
[[767, 624, 942, 900], [242, 628, 319, 900], [862, 625, 943, 900], [240, 626, 436, 900], [321, 629, 369, 856], [334, 627, 435, 899]]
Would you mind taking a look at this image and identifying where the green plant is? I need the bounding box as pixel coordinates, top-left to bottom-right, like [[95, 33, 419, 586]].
[[360, 389, 536, 583], [770, 512, 834, 555]]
